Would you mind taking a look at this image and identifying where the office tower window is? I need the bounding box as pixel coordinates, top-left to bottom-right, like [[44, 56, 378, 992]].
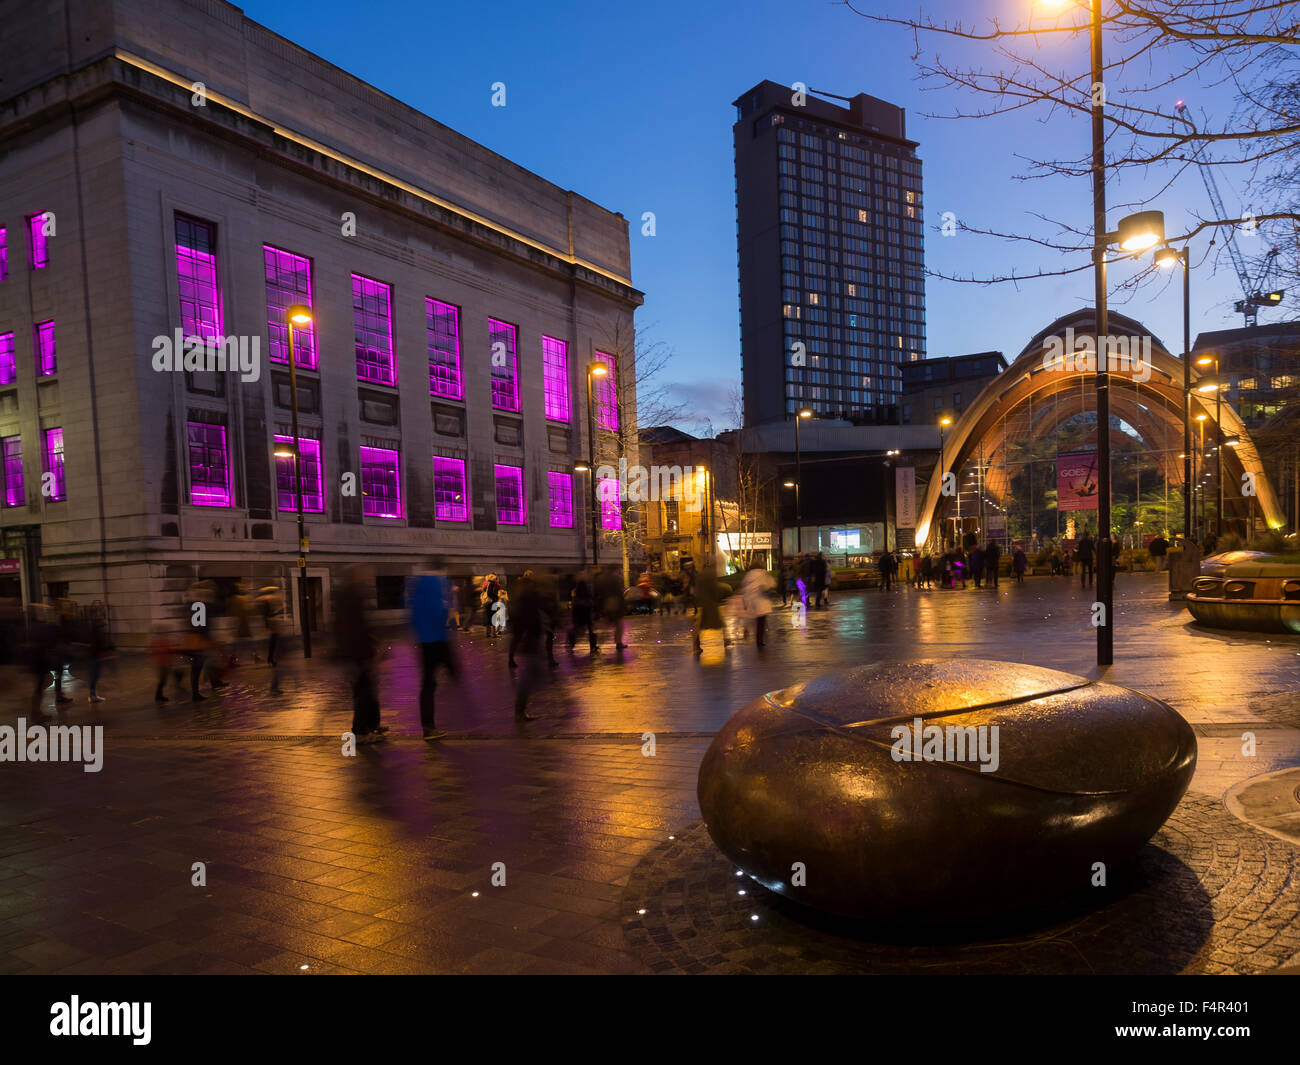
[[0, 332, 13, 385], [427, 299, 463, 400], [264, 246, 316, 368], [1, 436, 22, 506], [547, 471, 574, 528], [34, 321, 56, 376], [0, 228, 7, 280], [494, 464, 526, 525], [488, 318, 519, 412], [352, 274, 396, 386], [186, 422, 228, 507], [593, 351, 618, 430], [176, 214, 223, 341], [274, 435, 324, 512], [542, 336, 570, 422], [360, 445, 402, 517], [598, 476, 621, 530], [27, 212, 50, 269], [432, 456, 469, 522]]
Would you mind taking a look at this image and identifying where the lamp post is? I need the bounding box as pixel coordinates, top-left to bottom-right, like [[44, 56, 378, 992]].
[[794, 408, 812, 552], [586, 361, 608, 566], [1195, 354, 1223, 537], [939, 416, 951, 549], [1154, 244, 1193, 543], [1194, 413, 1207, 539], [697, 466, 713, 566], [283, 304, 313, 659]]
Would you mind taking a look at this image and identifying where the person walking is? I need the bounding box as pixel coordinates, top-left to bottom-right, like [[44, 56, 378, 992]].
[[970, 544, 985, 589], [26, 604, 60, 718], [739, 563, 776, 649], [150, 624, 184, 703], [693, 564, 726, 657], [257, 586, 287, 695], [985, 540, 1001, 589], [567, 569, 598, 653], [920, 553, 934, 590], [337, 563, 385, 744], [409, 556, 458, 741], [1076, 531, 1096, 589], [779, 557, 796, 607], [85, 602, 113, 704], [811, 552, 829, 608], [1012, 545, 1027, 583], [508, 574, 543, 721], [1149, 532, 1169, 572], [598, 565, 628, 650], [481, 573, 503, 638]]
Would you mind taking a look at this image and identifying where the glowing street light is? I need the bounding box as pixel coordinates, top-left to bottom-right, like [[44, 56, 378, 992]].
[[285, 303, 313, 658]]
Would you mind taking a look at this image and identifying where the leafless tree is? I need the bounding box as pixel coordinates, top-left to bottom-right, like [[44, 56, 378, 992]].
[[844, 0, 1300, 302]]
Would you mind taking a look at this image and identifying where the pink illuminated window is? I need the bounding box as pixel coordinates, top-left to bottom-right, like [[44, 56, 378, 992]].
[[360, 445, 402, 517], [488, 318, 519, 412], [352, 274, 395, 385], [0, 228, 8, 280], [34, 321, 56, 376], [598, 476, 622, 530], [542, 336, 570, 422], [593, 351, 618, 430], [2, 436, 22, 507], [28, 213, 50, 270], [186, 422, 229, 507], [0, 333, 14, 385], [427, 299, 462, 400], [274, 435, 324, 512], [547, 471, 574, 528], [43, 427, 66, 502], [432, 456, 469, 522], [495, 464, 526, 525], [264, 246, 316, 369], [176, 215, 222, 342]]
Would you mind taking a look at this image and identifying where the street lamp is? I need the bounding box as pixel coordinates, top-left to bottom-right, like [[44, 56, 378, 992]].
[[1194, 413, 1208, 539], [794, 408, 812, 552], [1155, 244, 1194, 544], [285, 303, 313, 659], [1196, 353, 1224, 537], [585, 361, 608, 566], [696, 466, 713, 566], [939, 416, 952, 548], [1045, 0, 1167, 665]]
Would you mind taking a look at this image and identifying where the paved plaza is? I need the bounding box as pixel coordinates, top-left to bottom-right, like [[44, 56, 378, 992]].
[[1, 572, 1298, 974]]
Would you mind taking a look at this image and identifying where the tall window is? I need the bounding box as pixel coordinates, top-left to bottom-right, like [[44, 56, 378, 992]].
[[427, 299, 463, 400], [598, 476, 622, 530], [494, 464, 526, 525], [352, 274, 395, 385], [186, 422, 229, 507], [0, 332, 14, 386], [542, 336, 570, 422], [274, 435, 324, 512], [488, 318, 519, 412], [264, 246, 315, 369], [432, 456, 469, 522], [593, 350, 619, 430], [27, 212, 50, 270], [1, 436, 22, 507], [42, 427, 66, 502], [547, 471, 574, 528], [34, 321, 56, 376], [360, 445, 402, 517], [175, 214, 222, 341], [0, 228, 8, 281]]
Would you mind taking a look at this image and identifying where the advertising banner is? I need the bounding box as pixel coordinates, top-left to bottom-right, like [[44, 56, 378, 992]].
[[895, 466, 916, 528], [1057, 451, 1099, 511]]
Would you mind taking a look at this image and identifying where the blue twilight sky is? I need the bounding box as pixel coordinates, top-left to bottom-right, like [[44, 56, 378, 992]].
[[238, 0, 1282, 434]]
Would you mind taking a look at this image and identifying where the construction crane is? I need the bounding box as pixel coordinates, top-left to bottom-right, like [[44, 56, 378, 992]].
[[1174, 101, 1284, 327]]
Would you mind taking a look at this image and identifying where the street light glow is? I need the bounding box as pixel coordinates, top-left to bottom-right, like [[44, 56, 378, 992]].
[[588, 363, 607, 377], [1116, 211, 1165, 253], [287, 303, 313, 325]]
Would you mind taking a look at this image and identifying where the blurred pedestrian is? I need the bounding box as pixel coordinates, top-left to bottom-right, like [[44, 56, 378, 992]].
[[150, 623, 185, 703], [985, 540, 1001, 589], [85, 602, 114, 704], [409, 556, 457, 741], [567, 569, 598, 653], [26, 604, 60, 718], [598, 565, 627, 650], [508, 573, 543, 721], [1012, 546, 1027, 583], [739, 563, 776, 649], [337, 564, 384, 743], [693, 564, 726, 657]]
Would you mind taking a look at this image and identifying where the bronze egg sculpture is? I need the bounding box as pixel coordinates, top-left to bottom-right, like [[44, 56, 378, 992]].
[[698, 659, 1196, 923]]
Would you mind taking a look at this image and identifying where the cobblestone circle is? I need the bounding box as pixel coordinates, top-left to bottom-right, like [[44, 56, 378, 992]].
[[621, 796, 1300, 974]]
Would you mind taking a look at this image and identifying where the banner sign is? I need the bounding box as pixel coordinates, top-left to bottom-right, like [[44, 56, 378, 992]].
[[1057, 451, 1100, 511], [895, 467, 916, 528]]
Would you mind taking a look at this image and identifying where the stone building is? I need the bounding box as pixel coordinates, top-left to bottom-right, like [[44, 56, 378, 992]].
[[0, 0, 641, 642]]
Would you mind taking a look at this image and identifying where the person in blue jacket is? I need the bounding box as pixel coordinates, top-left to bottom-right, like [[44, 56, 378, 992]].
[[408, 557, 459, 741]]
